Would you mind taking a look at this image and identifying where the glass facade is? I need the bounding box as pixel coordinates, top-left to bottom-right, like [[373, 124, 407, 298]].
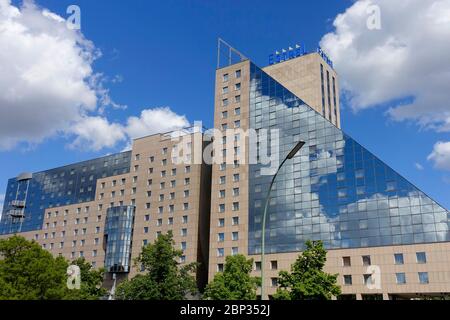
[[0, 152, 131, 235], [248, 62, 449, 255], [104, 205, 135, 273]]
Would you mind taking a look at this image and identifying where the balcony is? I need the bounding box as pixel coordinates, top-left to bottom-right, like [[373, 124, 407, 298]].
[[10, 200, 26, 208], [7, 209, 25, 218]]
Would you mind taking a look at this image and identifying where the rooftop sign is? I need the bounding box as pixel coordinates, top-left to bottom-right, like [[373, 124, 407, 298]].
[[268, 44, 334, 69]]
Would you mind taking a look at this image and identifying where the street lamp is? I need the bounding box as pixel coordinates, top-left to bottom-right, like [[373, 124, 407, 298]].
[[260, 140, 305, 300]]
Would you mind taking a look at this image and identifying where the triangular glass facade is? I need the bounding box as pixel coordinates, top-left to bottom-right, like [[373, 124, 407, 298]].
[[248, 62, 449, 255]]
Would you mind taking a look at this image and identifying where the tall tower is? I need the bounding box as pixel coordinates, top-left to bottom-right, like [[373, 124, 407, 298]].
[[263, 52, 341, 128], [209, 41, 450, 300]]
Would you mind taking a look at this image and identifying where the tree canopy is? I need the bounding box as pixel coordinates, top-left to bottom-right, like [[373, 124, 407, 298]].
[[273, 240, 341, 300], [115, 231, 197, 300], [203, 254, 260, 300], [0, 235, 107, 300]]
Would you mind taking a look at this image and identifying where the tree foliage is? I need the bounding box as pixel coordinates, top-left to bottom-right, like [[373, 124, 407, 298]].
[[115, 231, 197, 300], [273, 240, 341, 300], [64, 257, 107, 300], [203, 254, 260, 300], [0, 235, 107, 300]]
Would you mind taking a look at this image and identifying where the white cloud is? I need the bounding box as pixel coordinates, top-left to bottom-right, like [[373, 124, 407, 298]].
[[428, 141, 450, 171], [0, 0, 122, 150], [69, 117, 127, 151], [68, 107, 190, 151], [415, 162, 424, 171], [320, 0, 450, 132], [0, 1, 188, 152], [125, 107, 190, 140]]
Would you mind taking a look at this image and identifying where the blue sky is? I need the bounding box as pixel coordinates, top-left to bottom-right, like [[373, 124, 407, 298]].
[[1, 0, 449, 210]]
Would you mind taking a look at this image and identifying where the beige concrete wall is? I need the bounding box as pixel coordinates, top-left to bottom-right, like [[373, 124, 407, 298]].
[[209, 61, 251, 281], [263, 52, 341, 128], [249, 242, 450, 299]]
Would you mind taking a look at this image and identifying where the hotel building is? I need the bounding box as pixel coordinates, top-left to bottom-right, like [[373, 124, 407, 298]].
[[1, 43, 450, 300]]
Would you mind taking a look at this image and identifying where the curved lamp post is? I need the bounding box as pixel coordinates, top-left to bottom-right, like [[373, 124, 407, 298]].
[[260, 140, 305, 300]]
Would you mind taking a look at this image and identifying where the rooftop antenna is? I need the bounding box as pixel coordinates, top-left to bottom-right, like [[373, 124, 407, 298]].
[[217, 38, 248, 69]]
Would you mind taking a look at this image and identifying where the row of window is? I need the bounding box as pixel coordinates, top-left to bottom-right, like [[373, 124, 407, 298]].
[[342, 252, 427, 267], [36, 226, 102, 240], [141, 228, 189, 245], [218, 174, 240, 184], [343, 272, 430, 285], [222, 69, 241, 82], [217, 216, 240, 227], [41, 239, 100, 251], [143, 214, 189, 224]]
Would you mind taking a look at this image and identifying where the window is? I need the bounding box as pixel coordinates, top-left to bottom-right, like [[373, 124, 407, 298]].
[[234, 120, 241, 128], [183, 203, 189, 211], [416, 252, 427, 264], [232, 216, 239, 226], [181, 242, 187, 251], [185, 165, 191, 173], [144, 227, 149, 234], [231, 247, 238, 255], [396, 273, 406, 284], [145, 214, 150, 221], [394, 253, 404, 265], [342, 256, 351, 267], [169, 192, 175, 200], [363, 274, 373, 285], [222, 86, 229, 94], [168, 217, 173, 225], [235, 95, 241, 103], [232, 232, 239, 241], [223, 73, 228, 82], [344, 275, 352, 285], [235, 83, 241, 90], [182, 216, 188, 224], [271, 261, 278, 270], [233, 174, 240, 182], [355, 169, 364, 179], [418, 272, 429, 284], [217, 264, 224, 272], [162, 147, 168, 155], [218, 233, 225, 242], [219, 176, 226, 184], [184, 190, 190, 198], [235, 70, 241, 78], [222, 98, 229, 107], [219, 204, 225, 213], [234, 107, 241, 116], [271, 278, 278, 287], [181, 228, 187, 237], [217, 248, 224, 257], [232, 202, 239, 211], [149, 156, 154, 163], [184, 178, 190, 185], [362, 255, 371, 266], [157, 219, 163, 226], [219, 190, 226, 198], [171, 168, 176, 176], [161, 170, 166, 178], [162, 159, 167, 166], [233, 188, 240, 196]]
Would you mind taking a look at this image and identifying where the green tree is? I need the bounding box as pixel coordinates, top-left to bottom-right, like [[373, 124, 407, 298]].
[[0, 235, 68, 300], [203, 254, 260, 300], [273, 240, 341, 300], [115, 231, 197, 300], [64, 257, 108, 300]]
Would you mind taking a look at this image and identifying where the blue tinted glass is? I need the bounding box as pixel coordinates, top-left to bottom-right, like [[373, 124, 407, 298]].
[[248, 62, 449, 254], [104, 205, 135, 273], [0, 151, 131, 235]]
